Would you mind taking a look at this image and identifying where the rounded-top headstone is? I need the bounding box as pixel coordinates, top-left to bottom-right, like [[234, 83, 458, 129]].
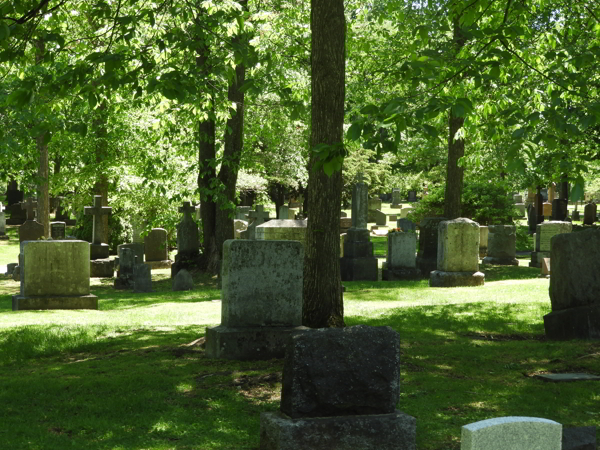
[[145, 228, 169, 261], [173, 269, 194, 291]]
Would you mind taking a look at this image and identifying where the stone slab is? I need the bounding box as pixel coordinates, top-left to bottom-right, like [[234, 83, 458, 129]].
[[486, 225, 517, 259], [544, 303, 600, 339], [90, 243, 109, 260], [430, 271, 485, 287], [529, 251, 550, 268], [386, 232, 416, 269], [536, 221, 572, 252], [562, 426, 597, 450], [259, 410, 416, 450], [541, 258, 551, 276], [205, 325, 310, 360], [90, 259, 114, 278], [461, 416, 562, 450], [172, 268, 194, 291], [221, 240, 303, 328], [437, 218, 480, 272], [118, 243, 144, 264], [12, 294, 98, 311], [144, 228, 169, 261], [133, 263, 153, 292], [535, 373, 600, 382]]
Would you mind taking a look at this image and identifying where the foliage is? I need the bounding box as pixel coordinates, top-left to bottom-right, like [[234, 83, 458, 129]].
[[410, 181, 518, 225], [515, 225, 534, 252]]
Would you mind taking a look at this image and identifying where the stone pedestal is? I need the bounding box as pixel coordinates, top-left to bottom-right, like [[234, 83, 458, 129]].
[[340, 228, 378, 281]]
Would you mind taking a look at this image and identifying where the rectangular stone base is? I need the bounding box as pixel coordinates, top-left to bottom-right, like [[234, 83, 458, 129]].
[[340, 256, 378, 281], [382, 267, 421, 281], [544, 304, 600, 340], [12, 294, 98, 311], [429, 271, 485, 287], [529, 251, 550, 268], [90, 259, 114, 278], [90, 243, 110, 260], [260, 410, 416, 450], [205, 325, 310, 360]]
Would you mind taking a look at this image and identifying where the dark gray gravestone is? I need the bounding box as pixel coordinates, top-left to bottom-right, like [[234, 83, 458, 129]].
[[527, 203, 537, 234], [551, 198, 568, 221], [583, 202, 597, 225], [176, 202, 199, 259], [572, 210, 581, 221], [50, 221, 66, 240], [375, 209, 387, 226], [562, 426, 597, 450], [84, 195, 112, 260], [144, 228, 168, 261], [397, 218, 416, 232], [114, 247, 135, 290], [133, 260, 152, 293], [407, 190, 417, 202], [416, 217, 447, 276], [172, 269, 194, 291]]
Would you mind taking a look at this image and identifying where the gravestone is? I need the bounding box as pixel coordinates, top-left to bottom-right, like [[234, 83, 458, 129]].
[[247, 205, 271, 240], [117, 243, 144, 266], [256, 219, 308, 248], [482, 225, 518, 265], [527, 204, 537, 234], [529, 221, 572, 268], [479, 226, 488, 258], [391, 189, 402, 208], [534, 188, 545, 225], [562, 426, 597, 450], [544, 228, 600, 339], [513, 194, 525, 217], [430, 218, 484, 287], [260, 325, 417, 450], [583, 202, 596, 225], [382, 231, 419, 280], [84, 195, 112, 260], [340, 211, 347, 218], [397, 218, 416, 232], [541, 258, 551, 276], [172, 268, 194, 291], [407, 190, 417, 202], [340, 217, 352, 234], [234, 219, 248, 239], [205, 240, 308, 360], [176, 201, 199, 260], [114, 247, 135, 290], [18, 197, 44, 243], [6, 180, 24, 206], [375, 209, 387, 226], [551, 198, 568, 221], [12, 240, 98, 310], [144, 228, 171, 269], [133, 258, 153, 293], [416, 217, 447, 276], [572, 209, 581, 221], [367, 197, 382, 222], [543, 201, 552, 218], [400, 206, 414, 219], [278, 205, 290, 220], [388, 214, 397, 222], [513, 194, 523, 203], [340, 174, 378, 281], [461, 416, 561, 450], [235, 206, 251, 220], [0, 202, 7, 240], [50, 221, 66, 240]]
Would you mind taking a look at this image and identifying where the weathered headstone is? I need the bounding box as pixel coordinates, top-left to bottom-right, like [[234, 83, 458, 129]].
[[340, 174, 378, 281], [382, 231, 419, 280], [388, 214, 397, 222], [513, 194, 523, 203], [391, 188, 402, 208], [114, 247, 135, 290], [544, 228, 600, 339], [461, 416, 562, 450], [400, 206, 414, 219], [235, 206, 251, 220], [260, 325, 417, 450], [176, 202, 199, 260], [117, 243, 144, 266], [340, 217, 352, 234], [50, 221, 66, 240], [256, 219, 308, 248], [562, 426, 597, 450], [375, 209, 387, 226], [482, 225, 518, 265], [172, 268, 194, 291], [367, 197, 382, 222], [18, 197, 44, 243], [479, 226, 488, 258], [416, 217, 447, 276], [430, 218, 484, 287], [572, 209, 581, 221], [84, 195, 112, 260], [529, 221, 572, 268], [133, 258, 153, 293], [234, 219, 248, 239], [205, 240, 308, 360], [12, 240, 98, 310], [278, 205, 290, 220], [247, 205, 271, 240], [583, 202, 596, 225], [0, 202, 7, 240], [144, 228, 169, 263], [527, 204, 537, 234], [513, 193, 525, 217], [543, 201, 553, 218], [551, 198, 568, 221], [397, 218, 416, 232], [534, 187, 545, 225], [407, 190, 417, 202]]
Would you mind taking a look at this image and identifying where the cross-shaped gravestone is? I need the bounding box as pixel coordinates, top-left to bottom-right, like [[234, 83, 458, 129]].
[[84, 195, 112, 245], [248, 205, 270, 226], [179, 201, 196, 218], [21, 197, 37, 221]]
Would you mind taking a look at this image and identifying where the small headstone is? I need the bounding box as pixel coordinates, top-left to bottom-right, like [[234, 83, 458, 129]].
[[543, 201, 553, 218], [340, 217, 352, 234], [278, 205, 290, 220], [117, 243, 144, 265], [50, 221, 66, 240], [551, 198, 568, 221], [572, 210, 581, 221], [388, 214, 397, 222], [234, 219, 247, 239], [83, 195, 112, 260], [461, 416, 562, 450], [340, 211, 348, 218], [513, 194, 523, 203], [367, 197, 382, 222], [172, 268, 194, 291], [114, 247, 135, 290], [176, 202, 199, 260], [255, 219, 308, 248], [5, 262, 17, 276], [144, 228, 169, 261], [479, 226, 488, 258], [133, 260, 153, 293], [400, 206, 413, 218], [375, 209, 387, 226], [397, 218, 416, 232], [583, 202, 597, 225], [529, 221, 572, 268], [391, 188, 402, 208], [527, 204, 537, 234], [482, 225, 518, 266], [407, 190, 417, 202], [562, 426, 597, 450]]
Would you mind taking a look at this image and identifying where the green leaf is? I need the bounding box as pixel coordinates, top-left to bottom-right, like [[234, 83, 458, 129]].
[[512, 128, 526, 139], [238, 79, 255, 93], [360, 104, 379, 115], [0, 22, 10, 41], [423, 124, 438, 138], [490, 65, 500, 79], [347, 123, 362, 141], [569, 177, 584, 201]]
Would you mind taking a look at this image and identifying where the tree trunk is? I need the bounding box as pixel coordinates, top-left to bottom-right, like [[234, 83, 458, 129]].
[[443, 111, 465, 219], [198, 112, 217, 266], [268, 181, 286, 218], [93, 100, 110, 244], [302, 0, 345, 328], [35, 39, 50, 236]]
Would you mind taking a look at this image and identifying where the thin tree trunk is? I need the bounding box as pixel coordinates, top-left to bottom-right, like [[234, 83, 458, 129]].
[[35, 39, 49, 236], [302, 0, 345, 328], [93, 100, 110, 244], [444, 111, 464, 219]]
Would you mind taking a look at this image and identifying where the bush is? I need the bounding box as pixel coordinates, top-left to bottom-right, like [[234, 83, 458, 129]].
[[409, 181, 518, 225]]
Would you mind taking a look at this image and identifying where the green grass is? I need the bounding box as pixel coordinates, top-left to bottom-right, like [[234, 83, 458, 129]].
[[0, 238, 598, 449]]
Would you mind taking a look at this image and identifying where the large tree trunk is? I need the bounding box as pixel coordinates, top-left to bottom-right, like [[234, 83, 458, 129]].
[[35, 39, 49, 236], [443, 111, 464, 219], [198, 112, 217, 266], [93, 100, 110, 244], [302, 0, 345, 328]]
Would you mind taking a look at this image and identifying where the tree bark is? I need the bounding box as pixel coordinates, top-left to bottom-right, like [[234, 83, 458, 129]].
[[302, 0, 345, 328], [444, 111, 465, 219], [93, 100, 110, 244], [35, 39, 49, 236], [198, 111, 217, 266]]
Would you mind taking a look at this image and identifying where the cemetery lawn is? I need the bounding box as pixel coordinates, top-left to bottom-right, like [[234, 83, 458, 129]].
[[0, 267, 598, 449]]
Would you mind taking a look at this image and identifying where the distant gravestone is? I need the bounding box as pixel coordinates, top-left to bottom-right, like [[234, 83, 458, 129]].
[[117, 243, 144, 266], [260, 325, 417, 450], [375, 209, 387, 226], [544, 228, 600, 339], [479, 226, 488, 258], [172, 268, 194, 291], [527, 204, 537, 234], [391, 189, 402, 208], [513, 194, 523, 203], [0, 202, 7, 240], [543, 201, 553, 218], [84, 195, 112, 260], [144, 228, 169, 262], [583, 202, 596, 225], [234, 219, 248, 239], [19, 197, 44, 243], [133, 259, 153, 293], [176, 202, 199, 260], [407, 190, 417, 202], [12, 240, 97, 310], [278, 205, 290, 220], [430, 218, 484, 287], [529, 221, 572, 268], [247, 205, 271, 240], [236, 206, 251, 220], [340, 217, 352, 234], [400, 206, 414, 219], [482, 225, 518, 266], [461, 416, 562, 450], [367, 197, 382, 222], [416, 217, 447, 276], [114, 247, 135, 290], [256, 219, 308, 248], [50, 221, 66, 240], [551, 199, 568, 221], [397, 218, 416, 232], [340, 211, 347, 218], [205, 240, 307, 360], [383, 231, 419, 280]]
